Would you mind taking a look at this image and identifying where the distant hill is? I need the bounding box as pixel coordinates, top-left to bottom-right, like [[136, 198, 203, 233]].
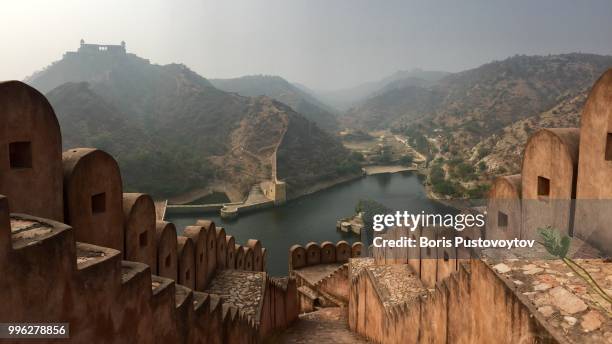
[[29, 46, 358, 199], [349, 54, 612, 141], [210, 75, 339, 132], [358, 53, 612, 197], [316, 68, 450, 111], [474, 91, 587, 175]]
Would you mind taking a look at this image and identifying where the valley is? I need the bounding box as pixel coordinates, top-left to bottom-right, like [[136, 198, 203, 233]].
[[26, 43, 361, 203], [23, 43, 612, 208]]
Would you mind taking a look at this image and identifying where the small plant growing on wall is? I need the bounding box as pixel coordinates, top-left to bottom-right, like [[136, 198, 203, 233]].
[[538, 226, 611, 314]]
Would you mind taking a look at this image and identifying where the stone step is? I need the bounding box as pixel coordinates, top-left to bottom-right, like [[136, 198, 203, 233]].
[[266, 307, 370, 343]]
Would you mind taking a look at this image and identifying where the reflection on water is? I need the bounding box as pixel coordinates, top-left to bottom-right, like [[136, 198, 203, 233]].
[[166, 171, 450, 276]]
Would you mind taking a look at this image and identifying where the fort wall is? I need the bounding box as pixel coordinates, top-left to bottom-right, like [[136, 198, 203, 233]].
[[0, 81, 63, 221], [521, 128, 580, 239], [62, 148, 124, 250], [289, 241, 364, 272], [575, 70, 612, 256], [122, 193, 156, 269], [0, 81, 295, 343], [486, 174, 522, 240], [348, 259, 562, 343]]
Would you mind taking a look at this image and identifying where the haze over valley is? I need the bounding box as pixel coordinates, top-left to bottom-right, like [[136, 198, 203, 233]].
[[6, 0, 612, 201]]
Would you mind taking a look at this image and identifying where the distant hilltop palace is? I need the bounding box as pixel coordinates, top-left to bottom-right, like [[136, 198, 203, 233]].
[[0, 63, 610, 341], [63, 40, 150, 63], [77, 39, 126, 54]]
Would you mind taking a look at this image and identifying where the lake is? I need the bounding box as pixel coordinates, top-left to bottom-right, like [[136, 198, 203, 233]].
[[165, 171, 451, 276]]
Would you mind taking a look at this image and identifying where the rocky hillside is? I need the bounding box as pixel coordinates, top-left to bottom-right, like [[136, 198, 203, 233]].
[[30, 48, 357, 199], [318, 68, 449, 111], [210, 75, 339, 132], [474, 91, 587, 175], [349, 54, 612, 135], [345, 54, 612, 198]]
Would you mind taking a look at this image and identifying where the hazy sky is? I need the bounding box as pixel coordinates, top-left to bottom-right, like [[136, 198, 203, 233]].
[[2, 0, 612, 90]]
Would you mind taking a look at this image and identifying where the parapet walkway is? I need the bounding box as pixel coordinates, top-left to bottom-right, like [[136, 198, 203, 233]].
[[267, 308, 370, 343]]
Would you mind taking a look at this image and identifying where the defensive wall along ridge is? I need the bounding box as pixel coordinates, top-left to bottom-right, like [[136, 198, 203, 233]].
[[0, 80, 297, 343]]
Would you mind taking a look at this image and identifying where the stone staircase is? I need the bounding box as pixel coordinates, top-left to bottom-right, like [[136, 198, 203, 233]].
[[266, 308, 370, 343]]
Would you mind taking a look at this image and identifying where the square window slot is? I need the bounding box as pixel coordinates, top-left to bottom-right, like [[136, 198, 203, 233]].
[[498, 211, 508, 227], [91, 193, 106, 214], [139, 231, 148, 247], [9, 142, 32, 169], [537, 176, 550, 197]]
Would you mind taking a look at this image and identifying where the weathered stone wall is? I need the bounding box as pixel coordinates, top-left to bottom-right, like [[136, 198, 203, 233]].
[[0, 81, 293, 343], [484, 70, 612, 255], [315, 264, 349, 303], [155, 220, 178, 280], [487, 174, 522, 240], [0, 197, 265, 343], [349, 259, 562, 343], [177, 236, 196, 289], [260, 179, 287, 205], [62, 148, 124, 250], [183, 225, 209, 290], [521, 128, 580, 239], [289, 241, 363, 272], [575, 69, 612, 256], [122, 193, 156, 269], [0, 81, 63, 221]]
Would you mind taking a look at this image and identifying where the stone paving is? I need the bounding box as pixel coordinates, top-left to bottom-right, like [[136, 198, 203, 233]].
[[267, 307, 371, 343], [205, 270, 265, 322], [348, 257, 375, 278], [484, 242, 612, 343], [368, 264, 427, 309], [10, 217, 54, 246]]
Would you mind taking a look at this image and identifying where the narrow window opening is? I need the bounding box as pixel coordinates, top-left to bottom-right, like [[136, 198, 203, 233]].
[[537, 176, 550, 197], [139, 231, 148, 247], [165, 254, 171, 268], [199, 253, 203, 263], [185, 269, 190, 281], [9, 142, 32, 169], [605, 133, 612, 161], [91, 193, 106, 214], [498, 211, 509, 227], [443, 252, 450, 262]]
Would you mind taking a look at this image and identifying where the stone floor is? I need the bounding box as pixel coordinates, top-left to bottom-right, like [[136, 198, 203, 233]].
[[268, 307, 370, 343], [368, 264, 427, 309], [348, 257, 375, 278], [205, 270, 265, 322], [484, 242, 612, 343]]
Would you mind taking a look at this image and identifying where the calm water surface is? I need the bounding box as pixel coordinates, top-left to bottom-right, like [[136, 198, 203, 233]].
[[166, 172, 450, 276]]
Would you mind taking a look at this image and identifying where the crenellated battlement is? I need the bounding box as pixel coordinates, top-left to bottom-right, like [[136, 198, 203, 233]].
[[0, 80, 297, 343]]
